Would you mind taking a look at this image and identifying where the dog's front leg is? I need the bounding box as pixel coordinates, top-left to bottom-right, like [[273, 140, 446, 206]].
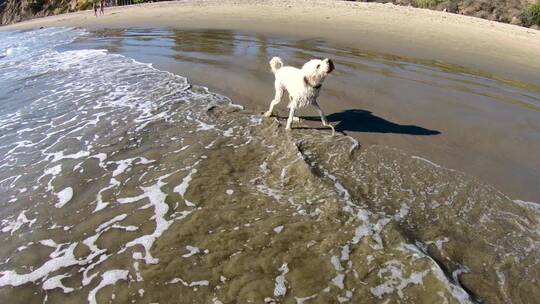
[[313, 102, 335, 136], [285, 105, 296, 130]]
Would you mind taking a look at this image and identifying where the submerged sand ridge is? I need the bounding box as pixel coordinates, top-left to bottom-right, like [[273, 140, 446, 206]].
[[0, 29, 539, 303]]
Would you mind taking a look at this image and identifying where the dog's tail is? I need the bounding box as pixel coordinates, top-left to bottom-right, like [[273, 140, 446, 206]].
[[269, 57, 283, 74]]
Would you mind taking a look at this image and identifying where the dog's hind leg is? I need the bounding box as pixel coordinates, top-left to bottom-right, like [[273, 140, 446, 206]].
[[264, 81, 284, 117], [287, 95, 301, 125], [285, 104, 296, 130], [313, 102, 335, 136]]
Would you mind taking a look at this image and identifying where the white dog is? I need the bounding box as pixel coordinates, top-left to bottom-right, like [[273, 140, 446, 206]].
[[264, 57, 335, 135]]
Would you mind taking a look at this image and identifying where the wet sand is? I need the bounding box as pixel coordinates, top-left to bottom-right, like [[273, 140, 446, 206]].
[[1, 25, 539, 304], [2, 0, 539, 201], [2, 0, 540, 84], [67, 29, 540, 202]]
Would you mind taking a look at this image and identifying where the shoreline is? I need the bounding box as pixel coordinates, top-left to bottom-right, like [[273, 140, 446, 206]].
[[1, 0, 540, 84], [62, 28, 540, 202], [1, 26, 540, 304], [2, 1, 539, 201]]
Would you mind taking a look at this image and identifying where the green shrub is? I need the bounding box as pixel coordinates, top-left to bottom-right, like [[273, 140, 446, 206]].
[[75, 0, 95, 11], [521, 4, 540, 26], [47, 0, 69, 14], [28, 0, 46, 13], [414, 0, 444, 9]]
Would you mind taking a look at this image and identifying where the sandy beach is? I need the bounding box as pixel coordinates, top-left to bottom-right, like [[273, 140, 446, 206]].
[[1, 3, 540, 303], [2, 1, 539, 200], [2, 0, 540, 83]]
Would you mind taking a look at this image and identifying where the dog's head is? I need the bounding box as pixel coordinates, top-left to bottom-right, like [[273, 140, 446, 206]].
[[302, 58, 334, 87]]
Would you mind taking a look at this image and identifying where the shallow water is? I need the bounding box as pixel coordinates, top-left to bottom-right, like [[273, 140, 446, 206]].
[[66, 29, 540, 203], [0, 28, 539, 303]]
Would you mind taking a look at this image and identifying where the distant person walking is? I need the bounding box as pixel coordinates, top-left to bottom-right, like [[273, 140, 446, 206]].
[[100, 0, 105, 15], [93, 2, 98, 17]]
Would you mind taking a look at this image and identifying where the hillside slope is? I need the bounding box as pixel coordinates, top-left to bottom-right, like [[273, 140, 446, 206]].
[[0, 0, 93, 25], [366, 0, 540, 27]]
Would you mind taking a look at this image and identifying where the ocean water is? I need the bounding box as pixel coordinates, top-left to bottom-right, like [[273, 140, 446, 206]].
[[67, 29, 540, 203], [0, 28, 539, 303]]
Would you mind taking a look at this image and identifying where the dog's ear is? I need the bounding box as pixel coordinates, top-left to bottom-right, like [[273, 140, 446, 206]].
[[325, 58, 335, 73], [303, 76, 310, 87], [304, 70, 318, 86]]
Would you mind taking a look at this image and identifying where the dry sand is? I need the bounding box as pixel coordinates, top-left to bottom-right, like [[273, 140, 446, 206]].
[[2, 0, 540, 83]]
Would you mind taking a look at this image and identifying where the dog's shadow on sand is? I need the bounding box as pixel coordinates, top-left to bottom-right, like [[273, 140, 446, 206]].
[[301, 109, 441, 136]]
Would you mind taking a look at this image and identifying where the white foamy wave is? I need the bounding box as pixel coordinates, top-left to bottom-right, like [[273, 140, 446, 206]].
[[0, 28, 232, 298], [513, 199, 540, 215]]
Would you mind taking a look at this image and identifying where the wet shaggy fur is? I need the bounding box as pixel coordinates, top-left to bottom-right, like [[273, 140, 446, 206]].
[[264, 56, 335, 135]]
